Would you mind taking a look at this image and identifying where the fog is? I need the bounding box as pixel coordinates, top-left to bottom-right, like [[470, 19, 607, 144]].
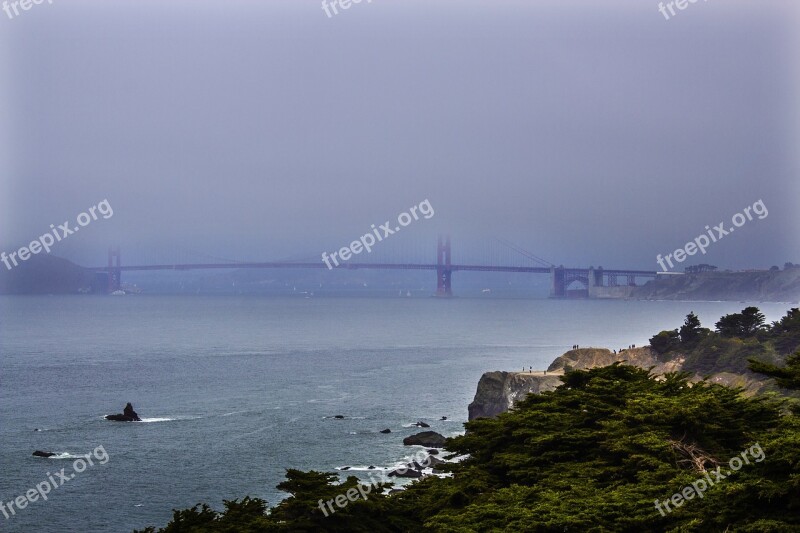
[[2, 0, 798, 270]]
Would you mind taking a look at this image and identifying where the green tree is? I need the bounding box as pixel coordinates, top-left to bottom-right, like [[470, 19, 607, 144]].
[[679, 311, 703, 346], [769, 308, 800, 355], [750, 351, 800, 390], [716, 307, 766, 338], [649, 329, 680, 354]]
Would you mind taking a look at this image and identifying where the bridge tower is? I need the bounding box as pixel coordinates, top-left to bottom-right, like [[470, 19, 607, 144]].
[[436, 235, 452, 297], [107, 246, 121, 293], [550, 266, 565, 298]]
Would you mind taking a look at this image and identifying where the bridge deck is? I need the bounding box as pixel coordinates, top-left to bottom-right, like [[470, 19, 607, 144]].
[[87, 262, 656, 276]]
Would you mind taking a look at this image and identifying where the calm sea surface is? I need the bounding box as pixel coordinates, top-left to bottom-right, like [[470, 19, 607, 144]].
[[0, 295, 793, 532]]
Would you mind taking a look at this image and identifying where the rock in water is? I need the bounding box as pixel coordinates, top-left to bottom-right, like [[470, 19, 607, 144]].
[[32, 450, 56, 458], [388, 468, 422, 478], [402, 431, 446, 447], [423, 455, 444, 466], [105, 402, 142, 422], [380, 428, 391, 434], [123, 403, 141, 420], [414, 421, 430, 428]]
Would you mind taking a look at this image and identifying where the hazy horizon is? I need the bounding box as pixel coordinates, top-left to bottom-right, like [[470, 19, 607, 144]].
[[2, 0, 799, 272]]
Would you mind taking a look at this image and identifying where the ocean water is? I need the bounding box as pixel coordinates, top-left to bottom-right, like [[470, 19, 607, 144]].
[[0, 295, 793, 532]]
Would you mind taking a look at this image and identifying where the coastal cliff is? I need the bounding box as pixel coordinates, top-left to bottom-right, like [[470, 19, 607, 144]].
[[0, 254, 93, 294], [546, 346, 683, 374], [467, 371, 562, 420], [469, 347, 767, 420], [631, 269, 800, 302]]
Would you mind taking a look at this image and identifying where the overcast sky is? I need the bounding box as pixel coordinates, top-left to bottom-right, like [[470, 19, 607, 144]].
[[1, 0, 798, 270]]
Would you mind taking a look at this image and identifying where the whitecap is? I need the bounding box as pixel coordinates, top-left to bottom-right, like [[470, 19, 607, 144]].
[[46, 452, 82, 460], [140, 416, 203, 423], [221, 410, 249, 417]]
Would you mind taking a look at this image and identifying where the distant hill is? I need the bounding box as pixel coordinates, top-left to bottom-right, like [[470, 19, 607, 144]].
[[0, 254, 94, 294], [632, 268, 800, 302]]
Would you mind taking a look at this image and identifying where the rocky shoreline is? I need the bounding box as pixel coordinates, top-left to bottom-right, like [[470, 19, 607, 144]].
[[468, 346, 770, 420]]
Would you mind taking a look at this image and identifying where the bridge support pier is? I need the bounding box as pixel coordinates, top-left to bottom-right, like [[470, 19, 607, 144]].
[[436, 235, 452, 297], [107, 246, 121, 294], [550, 267, 565, 298]]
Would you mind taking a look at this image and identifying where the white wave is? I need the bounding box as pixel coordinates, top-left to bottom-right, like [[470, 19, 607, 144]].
[[221, 410, 249, 417], [140, 415, 203, 423], [45, 452, 82, 460], [337, 466, 390, 472]]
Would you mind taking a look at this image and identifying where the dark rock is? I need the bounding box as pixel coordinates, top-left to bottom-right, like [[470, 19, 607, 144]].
[[413, 421, 430, 428], [380, 428, 391, 434], [440, 416, 447, 420], [427, 449, 439, 455], [403, 431, 446, 447], [411, 455, 444, 469], [105, 402, 142, 422], [424, 455, 444, 466], [32, 450, 56, 458], [333, 415, 345, 419], [388, 468, 422, 478], [341, 466, 351, 470], [468, 371, 561, 420], [368, 465, 376, 469], [124, 403, 140, 419], [388, 488, 405, 494]]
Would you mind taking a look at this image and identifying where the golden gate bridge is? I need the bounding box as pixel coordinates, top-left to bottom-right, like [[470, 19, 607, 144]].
[[90, 236, 658, 298]]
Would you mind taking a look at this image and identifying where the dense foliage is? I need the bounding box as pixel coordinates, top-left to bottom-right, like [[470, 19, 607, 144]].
[[138, 309, 800, 532], [715, 307, 767, 339], [649, 307, 799, 375]]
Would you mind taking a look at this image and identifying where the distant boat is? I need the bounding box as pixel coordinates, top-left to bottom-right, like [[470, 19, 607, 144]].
[[406, 290, 412, 297], [110, 290, 126, 296], [482, 288, 491, 293]]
